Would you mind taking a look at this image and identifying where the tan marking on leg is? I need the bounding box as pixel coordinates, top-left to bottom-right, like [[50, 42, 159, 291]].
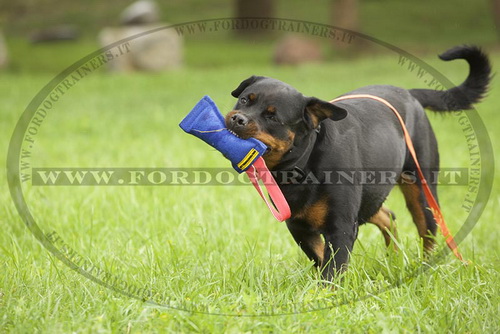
[[399, 180, 435, 252], [311, 235, 325, 265], [368, 206, 398, 250]]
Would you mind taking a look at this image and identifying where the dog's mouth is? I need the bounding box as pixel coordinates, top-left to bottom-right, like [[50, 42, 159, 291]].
[[224, 111, 287, 158], [224, 111, 260, 138], [228, 125, 294, 168], [227, 128, 242, 139], [227, 126, 260, 141], [227, 127, 273, 155]]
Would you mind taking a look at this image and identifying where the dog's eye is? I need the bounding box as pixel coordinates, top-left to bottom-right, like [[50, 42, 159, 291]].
[[267, 115, 278, 122], [240, 97, 248, 105]]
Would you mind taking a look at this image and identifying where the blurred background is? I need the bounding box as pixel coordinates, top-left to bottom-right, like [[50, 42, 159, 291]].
[[0, 0, 497, 73]]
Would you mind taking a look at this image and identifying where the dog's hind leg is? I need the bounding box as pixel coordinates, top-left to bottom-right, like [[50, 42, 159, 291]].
[[399, 173, 438, 252], [399, 118, 440, 253], [368, 206, 398, 249]]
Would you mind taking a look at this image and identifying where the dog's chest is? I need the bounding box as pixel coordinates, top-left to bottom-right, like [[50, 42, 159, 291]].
[[292, 196, 329, 230]]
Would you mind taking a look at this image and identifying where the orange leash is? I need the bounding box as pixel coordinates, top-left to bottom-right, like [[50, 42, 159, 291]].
[[330, 94, 464, 262], [246, 156, 291, 222]]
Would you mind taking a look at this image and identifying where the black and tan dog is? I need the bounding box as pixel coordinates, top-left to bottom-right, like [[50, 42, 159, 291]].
[[225, 45, 491, 280]]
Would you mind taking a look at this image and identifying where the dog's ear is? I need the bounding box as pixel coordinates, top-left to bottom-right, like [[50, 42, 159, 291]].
[[303, 97, 347, 129], [231, 76, 265, 97]]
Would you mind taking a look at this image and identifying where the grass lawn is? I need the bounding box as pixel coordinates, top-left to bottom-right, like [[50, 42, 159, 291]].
[[1, 37, 499, 332]]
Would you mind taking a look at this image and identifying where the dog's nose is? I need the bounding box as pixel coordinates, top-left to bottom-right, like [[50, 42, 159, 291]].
[[230, 113, 248, 127]]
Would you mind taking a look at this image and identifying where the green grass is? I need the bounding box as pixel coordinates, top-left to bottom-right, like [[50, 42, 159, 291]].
[[1, 44, 499, 332]]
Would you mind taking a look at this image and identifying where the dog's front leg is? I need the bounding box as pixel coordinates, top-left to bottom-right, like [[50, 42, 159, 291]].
[[321, 220, 359, 281]]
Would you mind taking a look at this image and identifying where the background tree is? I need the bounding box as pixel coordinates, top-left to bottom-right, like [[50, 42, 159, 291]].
[[331, 0, 360, 49], [234, 0, 275, 36], [493, 0, 500, 41]]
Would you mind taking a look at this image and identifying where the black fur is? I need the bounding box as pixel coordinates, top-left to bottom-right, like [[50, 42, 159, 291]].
[[225, 45, 491, 280], [409, 45, 491, 111]]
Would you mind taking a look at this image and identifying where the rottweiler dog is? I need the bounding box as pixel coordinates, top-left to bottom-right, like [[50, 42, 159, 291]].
[[225, 45, 491, 280]]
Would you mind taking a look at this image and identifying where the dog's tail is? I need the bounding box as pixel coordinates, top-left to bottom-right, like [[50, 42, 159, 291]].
[[409, 45, 492, 111]]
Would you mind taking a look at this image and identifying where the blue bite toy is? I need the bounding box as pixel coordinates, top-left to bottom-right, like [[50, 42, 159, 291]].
[[179, 96, 267, 173]]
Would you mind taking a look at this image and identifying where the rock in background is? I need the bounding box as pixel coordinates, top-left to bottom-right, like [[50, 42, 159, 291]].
[[121, 0, 160, 25], [30, 25, 80, 43], [98, 0, 183, 72]]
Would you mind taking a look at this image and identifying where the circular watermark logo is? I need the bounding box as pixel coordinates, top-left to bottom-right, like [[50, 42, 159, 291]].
[[7, 18, 494, 316]]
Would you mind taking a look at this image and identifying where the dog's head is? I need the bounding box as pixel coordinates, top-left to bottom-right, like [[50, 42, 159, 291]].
[[225, 75, 347, 168]]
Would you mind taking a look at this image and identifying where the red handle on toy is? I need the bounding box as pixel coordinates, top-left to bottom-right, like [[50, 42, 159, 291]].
[[245, 157, 291, 222]]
